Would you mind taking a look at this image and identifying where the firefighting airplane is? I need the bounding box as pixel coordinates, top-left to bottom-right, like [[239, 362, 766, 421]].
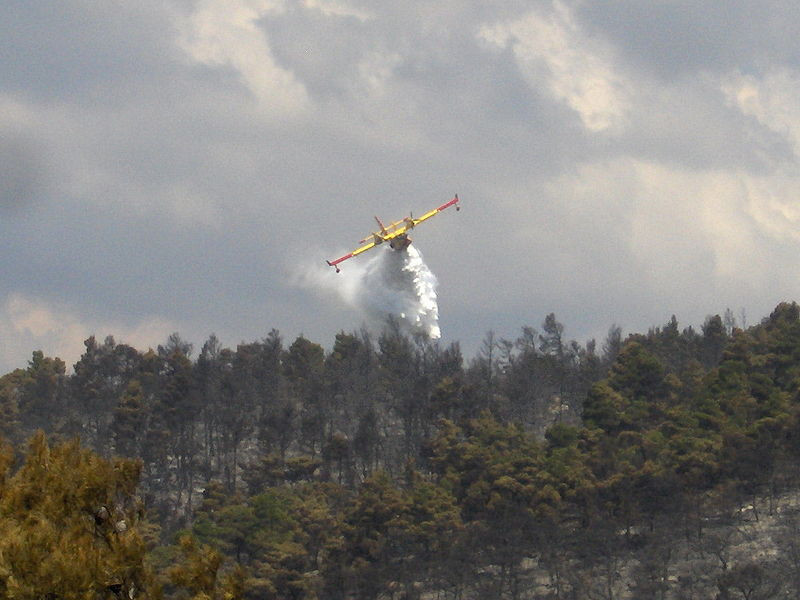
[[326, 195, 460, 272]]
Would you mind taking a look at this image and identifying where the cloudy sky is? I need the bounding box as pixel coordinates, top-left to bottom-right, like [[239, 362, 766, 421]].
[[3, 0, 800, 371]]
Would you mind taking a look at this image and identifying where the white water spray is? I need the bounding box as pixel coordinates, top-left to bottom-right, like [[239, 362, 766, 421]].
[[359, 244, 441, 339], [303, 243, 441, 339]]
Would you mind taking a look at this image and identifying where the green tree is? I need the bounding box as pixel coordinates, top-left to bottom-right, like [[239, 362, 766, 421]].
[[111, 380, 148, 458], [166, 534, 246, 600], [152, 340, 198, 502], [378, 323, 425, 466], [286, 336, 326, 458], [341, 470, 411, 599], [702, 314, 727, 368], [70, 337, 139, 450], [0, 431, 151, 599], [429, 415, 561, 597], [18, 350, 67, 435], [0, 369, 23, 442]]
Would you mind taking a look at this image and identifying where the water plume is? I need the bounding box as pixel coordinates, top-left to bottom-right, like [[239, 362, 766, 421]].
[[360, 244, 441, 339], [305, 244, 441, 339]]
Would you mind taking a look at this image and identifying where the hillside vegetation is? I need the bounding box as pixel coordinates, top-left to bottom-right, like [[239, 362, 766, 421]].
[[3, 305, 800, 598]]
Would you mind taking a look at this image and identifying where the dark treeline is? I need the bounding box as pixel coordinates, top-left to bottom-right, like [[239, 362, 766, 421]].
[[3, 305, 800, 598]]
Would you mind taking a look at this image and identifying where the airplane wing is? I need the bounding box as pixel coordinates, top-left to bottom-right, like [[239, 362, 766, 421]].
[[326, 239, 378, 272], [329, 223, 410, 271], [411, 195, 460, 227], [327, 195, 459, 272]]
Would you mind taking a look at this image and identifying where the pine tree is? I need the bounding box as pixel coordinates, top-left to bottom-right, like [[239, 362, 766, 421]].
[[0, 432, 151, 599]]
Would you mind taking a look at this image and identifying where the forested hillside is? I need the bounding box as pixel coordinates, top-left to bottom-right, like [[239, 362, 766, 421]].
[[4, 305, 800, 598]]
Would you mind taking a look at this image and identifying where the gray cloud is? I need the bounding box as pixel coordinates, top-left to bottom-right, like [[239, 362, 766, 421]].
[[1, 2, 181, 100], [3, 0, 800, 371], [0, 132, 48, 214], [578, 1, 800, 79]]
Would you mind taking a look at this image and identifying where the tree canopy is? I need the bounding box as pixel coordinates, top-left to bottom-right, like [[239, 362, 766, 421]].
[[4, 304, 800, 598]]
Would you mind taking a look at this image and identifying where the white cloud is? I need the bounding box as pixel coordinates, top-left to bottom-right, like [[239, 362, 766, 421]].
[[303, 0, 371, 21], [478, 0, 630, 132], [0, 96, 37, 129], [1, 294, 178, 371], [178, 0, 311, 114], [0, 90, 228, 230], [358, 51, 402, 95], [722, 68, 800, 243], [723, 68, 800, 153], [743, 174, 800, 243], [541, 158, 767, 294]]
